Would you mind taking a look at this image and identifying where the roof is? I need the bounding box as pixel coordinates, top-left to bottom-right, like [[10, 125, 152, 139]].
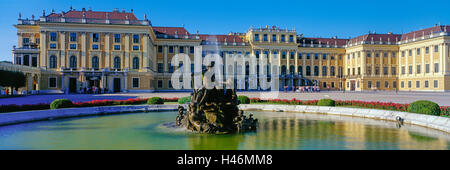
[[199, 34, 244, 43], [348, 33, 402, 44], [300, 37, 348, 46], [47, 10, 138, 20], [401, 25, 450, 41], [153, 26, 190, 35]]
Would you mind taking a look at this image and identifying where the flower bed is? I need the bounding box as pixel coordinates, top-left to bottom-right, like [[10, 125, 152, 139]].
[[249, 98, 448, 116], [0, 97, 178, 113]]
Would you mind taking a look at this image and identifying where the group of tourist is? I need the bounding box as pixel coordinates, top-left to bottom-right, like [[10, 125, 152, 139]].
[[80, 86, 108, 94], [283, 86, 322, 93]]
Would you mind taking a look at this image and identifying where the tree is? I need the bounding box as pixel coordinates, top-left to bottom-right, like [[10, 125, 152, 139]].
[[0, 70, 26, 95]]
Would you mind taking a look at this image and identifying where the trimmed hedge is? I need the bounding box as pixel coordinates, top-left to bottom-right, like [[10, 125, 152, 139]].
[[178, 96, 191, 104], [407, 100, 440, 116], [238, 96, 250, 104], [317, 99, 335, 106], [50, 99, 73, 109], [147, 97, 164, 104]]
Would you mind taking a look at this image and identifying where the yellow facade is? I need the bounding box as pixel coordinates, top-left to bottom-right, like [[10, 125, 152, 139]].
[[6, 8, 450, 93]]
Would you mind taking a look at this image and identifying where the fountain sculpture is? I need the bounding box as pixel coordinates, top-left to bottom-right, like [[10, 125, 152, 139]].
[[176, 64, 258, 134]]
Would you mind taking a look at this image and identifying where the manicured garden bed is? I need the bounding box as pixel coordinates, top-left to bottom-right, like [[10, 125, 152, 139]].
[[1, 96, 449, 117]]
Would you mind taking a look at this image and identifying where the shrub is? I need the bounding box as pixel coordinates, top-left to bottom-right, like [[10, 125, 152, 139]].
[[407, 100, 440, 116], [147, 97, 164, 104], [178, 96, 191, 104], [50, 99, 73, 109], [317, 99, 335, 107], [238, 96, 250, 104]]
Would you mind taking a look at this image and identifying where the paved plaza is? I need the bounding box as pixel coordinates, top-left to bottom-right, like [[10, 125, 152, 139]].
[[1, 91, 450, 106]]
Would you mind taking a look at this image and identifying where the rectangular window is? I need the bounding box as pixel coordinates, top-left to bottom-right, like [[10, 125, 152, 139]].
[[190, 47, 194, 54], [384, 52, 388, 57], [157, 80, 163, 88], [416, 65, 421, 74], [434, 63, 439, 73], [401, 51, 405, 57], [23, 38, 30, 44], [92, 33, 99, 42], [408, 65, 412, 74], [133, 34, 139, 43], [290, 52, 294, 59], [314, 54, 319, 60], [425, 64, 430, 73], [376, 81, 380, 88], [35, 38, 40, 44], [401, 81, 404, 88], [179, 47, 184, 53], [263, 34, 267, 41], [425, 80, 429, 88], [272, 34, 277, 42], [49, 77, 57, 88], [392, 67, 396, 75], [133, 45, 139, 51], [114, 34, 121, 43], [358, 67, 361, 75], [393, 81, 397, 88], [289, 35, 294, 42], [254, 34, 259, 41], [306, 53, 311, 59], [375, 67, 379, 75], [408, 50, 412, 56], [169, 46, 174, 53], [158, 46, 163, 53], [434, 45, 438, 52], [367, 53, 371, 58], [92, 44, 99, 50], [298, 53, 302, 59], [132, 78, 139, 88], [385, 81, 389, 88], [408, 81, 412, 88], [416, 48, 420, 55], [322, 54, 327, 60], [114, 45, 120, 50], [401, 66, 405, 74], [383, 67, 388, 75], [434, 80, 438, 88], [157, 63, 163, 73], [368, 81, 372, 88], [375, 53, 379, 57], [50, 43, 57, 49], [70, 32, 77, 42], [50, 32, 57, 41], [425, 47, 429, 54], [70, 44, 77, 49], [281, 35, 285, 42], [282, 51, 286, 59], [416, 81, 420, 88], [392, 52, 396, 58], [168, 63, 173, 73]]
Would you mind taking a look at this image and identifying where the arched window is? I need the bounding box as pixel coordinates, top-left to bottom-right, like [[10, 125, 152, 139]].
[[92, 56, 99, 69], [69, 56, 77, 68], [306, 66, 311, 76], [289, 65, 295, 75], [322, 66, 327, 76], [114, 57, 121, 69], [281, 65, 286, 75], [314, 66, 319, 76], [298, 66, 303, 76], [23, 55, 30, 66], [330, 66, 335, 76], [132, 57, 139, 69], [49, 55, 57, 68]]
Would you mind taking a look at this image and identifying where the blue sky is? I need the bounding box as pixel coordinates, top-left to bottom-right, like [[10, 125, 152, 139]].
[[1, 0, 449, 61]]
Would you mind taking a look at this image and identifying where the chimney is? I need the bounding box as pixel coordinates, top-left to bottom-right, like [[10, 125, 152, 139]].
[[122, 8, 125, 13], [388, 32, 392, 34], [82, 8, 86, 12], [131, 9, 133, 13]]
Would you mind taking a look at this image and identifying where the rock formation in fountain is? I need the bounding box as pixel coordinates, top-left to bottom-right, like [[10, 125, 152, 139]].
[[176, 65, 258, 134]]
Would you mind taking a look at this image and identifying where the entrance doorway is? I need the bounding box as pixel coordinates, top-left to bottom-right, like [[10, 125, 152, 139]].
[[350, 80, 356, 91], [69, 78, 77, 93], [113, 78, 121, 93]]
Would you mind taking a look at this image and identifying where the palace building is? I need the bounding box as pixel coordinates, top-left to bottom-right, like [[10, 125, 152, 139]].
[[2, 7, 449, 93]]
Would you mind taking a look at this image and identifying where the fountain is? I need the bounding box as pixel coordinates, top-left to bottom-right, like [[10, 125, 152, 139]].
[[176, 64, 258, 134]]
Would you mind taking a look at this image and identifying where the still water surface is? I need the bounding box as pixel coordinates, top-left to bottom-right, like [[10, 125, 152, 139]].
[[0, 111, 448, 150]]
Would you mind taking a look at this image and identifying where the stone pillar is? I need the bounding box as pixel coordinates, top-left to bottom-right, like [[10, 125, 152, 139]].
[[421, 47, 425, 76], [27, 73, 33, 92], [361, 51, 366, 76], [60, 31, 66, 68], [81, 32, 87, 69], [430, 45, 434, 76], [105, 33, 110, 68], [294, 51, 298, 74], [39, 31, 47, 68], [443, 43, 449, 75], [142, 33, 149, 71], [123, 72, 128, 92], [61, 74, 65, 94], [18, 33, 23, 48], [388, 51, 392, 76], [371, 51, 375, 76], [413, 48, 416, 76], [164, 46, 168, 72], [101, 73, 106, 93], [380, 51, 383, 76], [319, 53, 323, 77], [124, 33, 130, 69]]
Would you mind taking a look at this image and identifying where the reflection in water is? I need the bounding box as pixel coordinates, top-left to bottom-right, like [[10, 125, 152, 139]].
[[0, 111, 448, 150]]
